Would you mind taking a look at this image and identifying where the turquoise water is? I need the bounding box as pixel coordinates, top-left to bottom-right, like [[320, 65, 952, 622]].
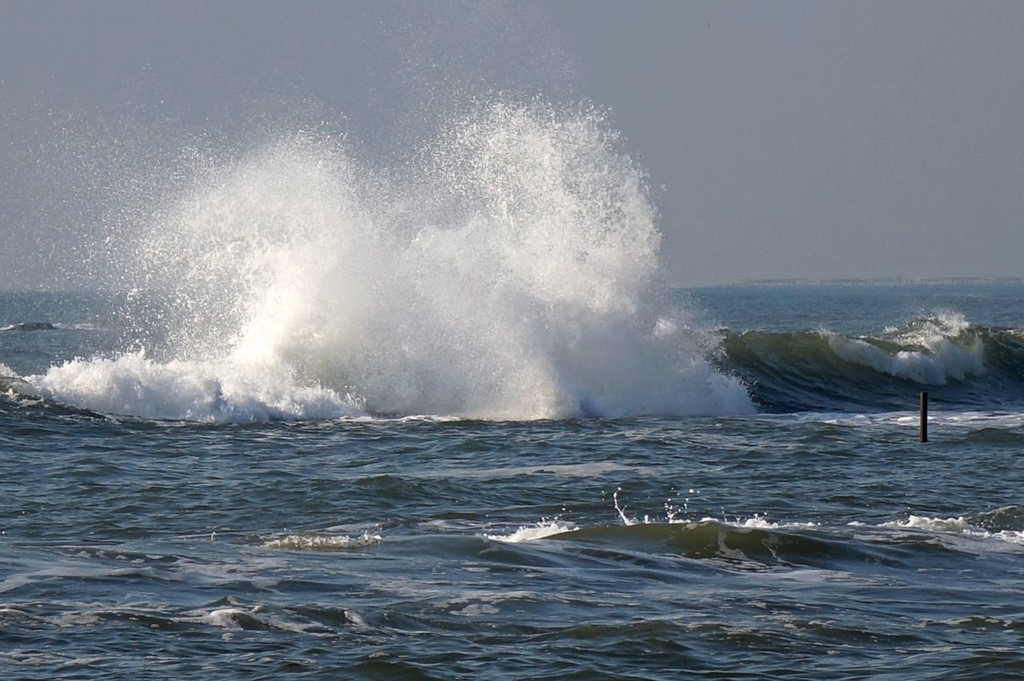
[[3, 283, 1024, 679]]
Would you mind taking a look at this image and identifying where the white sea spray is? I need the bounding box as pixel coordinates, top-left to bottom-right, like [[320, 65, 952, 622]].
[[26, 101, 753, 421]]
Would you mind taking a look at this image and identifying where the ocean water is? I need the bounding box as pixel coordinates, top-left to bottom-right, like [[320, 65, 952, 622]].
[[3, 102, 1024, 679]]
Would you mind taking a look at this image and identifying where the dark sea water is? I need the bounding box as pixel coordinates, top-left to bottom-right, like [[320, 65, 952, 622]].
[[2, 101, 1023, 679], [3, 282, 1024, 680]]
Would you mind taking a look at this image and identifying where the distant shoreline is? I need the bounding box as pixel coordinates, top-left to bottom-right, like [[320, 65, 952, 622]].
[[716, 276, 1024, 288]]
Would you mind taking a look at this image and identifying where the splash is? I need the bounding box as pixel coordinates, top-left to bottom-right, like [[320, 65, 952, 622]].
[[29, 100, 754, 421]]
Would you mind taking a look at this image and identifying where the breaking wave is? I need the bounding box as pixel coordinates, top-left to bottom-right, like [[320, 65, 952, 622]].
[[25, 100, 754, 422], [720, 312, 1024, 412]]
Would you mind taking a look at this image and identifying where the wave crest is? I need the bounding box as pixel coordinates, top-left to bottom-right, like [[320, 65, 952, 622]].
[[721, 313, 1024, 412]]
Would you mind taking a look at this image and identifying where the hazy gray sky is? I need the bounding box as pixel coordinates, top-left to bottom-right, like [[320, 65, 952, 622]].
[[1, 0, 1021, 288]]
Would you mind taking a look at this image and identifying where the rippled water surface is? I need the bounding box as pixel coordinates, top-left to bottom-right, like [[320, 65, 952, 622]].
[[4, 285, 1024, 679]]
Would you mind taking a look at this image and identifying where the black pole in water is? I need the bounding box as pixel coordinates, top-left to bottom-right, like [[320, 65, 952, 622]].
[[919, 391, 928, 442]]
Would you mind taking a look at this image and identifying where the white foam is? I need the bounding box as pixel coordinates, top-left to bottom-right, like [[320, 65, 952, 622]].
[[27, 350, 364, 422], [485, 519, 578, 543], [44, 100, 753, 422], [989, 530, 1024, 545], [702, 515, 778, 530], [828, 312, 986, 385], [883, 515, 973, 533], [205, 607, 247, 627], [881, 515, 1024, 546], [262, 532, 382, 551]]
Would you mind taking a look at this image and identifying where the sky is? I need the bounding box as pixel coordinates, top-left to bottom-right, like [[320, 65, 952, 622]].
[[0, 0, 1021, 289]]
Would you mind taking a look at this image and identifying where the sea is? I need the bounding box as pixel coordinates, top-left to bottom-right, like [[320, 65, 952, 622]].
[[3, 102, 1024, 679]]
